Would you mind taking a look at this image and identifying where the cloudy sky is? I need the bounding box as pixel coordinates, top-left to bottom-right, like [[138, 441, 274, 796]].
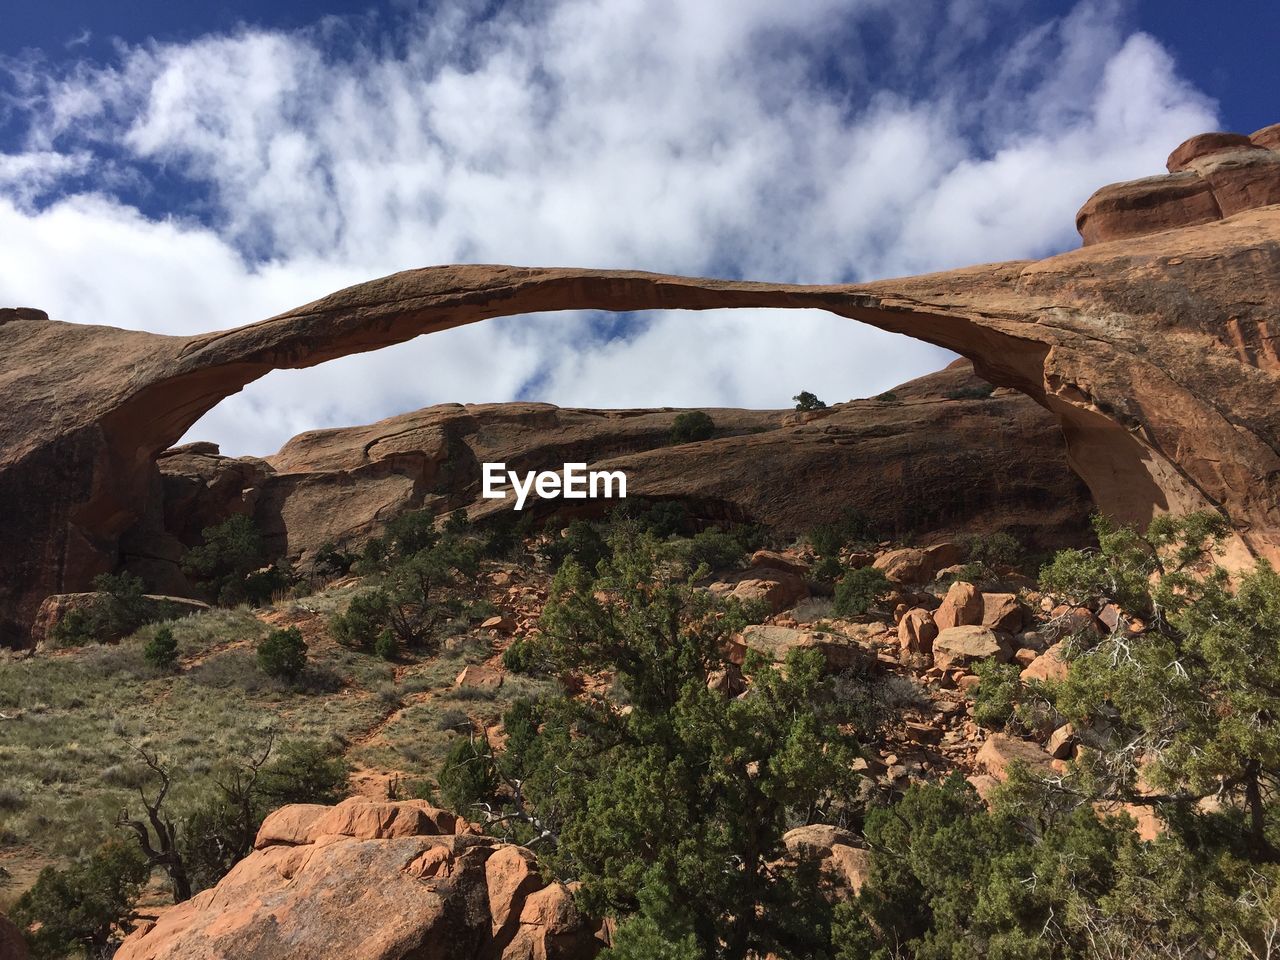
[[0, 0, 1271, 456]]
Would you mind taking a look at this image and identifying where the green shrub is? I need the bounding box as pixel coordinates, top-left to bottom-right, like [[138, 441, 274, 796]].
[[670, 410, 715, 443], [808, 509, 877, 557], [944, 382, 996, 400], [256, 626, 307, 681], [438, 735, 499, 815], [257, 740, 351, 806], [50, 572, 155, 646], [182, 514, 292, 606], [963, 531, 1025, 570], [143, 626, 179, 670], [971, 659, 1022, 729], [811, 555, 844, 584], [541, 520, 609, 573], [313, 541, 356, 576], [793, 390, 827, 411], [374, 628, 400, 661], [668, 528, 750, 573], [614, 500, 690, 539], [874, 390, 901, 403], [11, 838, 148, 959], [832, 566, 890, 617], [502, 638, 537, 674], [331, 588, 393, 651]]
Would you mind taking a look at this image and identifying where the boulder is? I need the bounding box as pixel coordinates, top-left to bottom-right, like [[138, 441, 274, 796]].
[[749, 550, 810, 577], [874, 543, 963, 585], [981, 593, 1023, 633], [481, 615, 517, 634], [934, 581, 983, 630], [1078, 128, 1280, 244], [975, 733, 1054, 781], [711, 568, 809, 614], [1020, 641, 1069, 684], [782, 825, 871, 896], [30, 593, 209, 649], [118, 801, 603, 960], [1047, 723, 1076, 760], [255, 798, 465, 848], [732, 625, 865, 672], [1042, 606, 1102, 644], [1254, 123, 1280, 151], [932, 625, 1008, 671], [0, 913, 29, 960], [897, 608, 937, 657], [873, 548, 932, 584], [1166, 131, 1260, 172], [456, 664, 505, 692]]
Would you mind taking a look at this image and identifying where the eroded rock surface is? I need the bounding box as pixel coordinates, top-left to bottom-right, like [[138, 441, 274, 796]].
[[4, 124, 1280, 645], [126, 361, 1091, 603], [114, 798, 603, 960]]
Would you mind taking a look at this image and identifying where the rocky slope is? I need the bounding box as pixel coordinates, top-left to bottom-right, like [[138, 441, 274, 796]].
[[96, 537, 1147, 960], [3, 122, 1279, 647], [119, 360, 1091, 599]]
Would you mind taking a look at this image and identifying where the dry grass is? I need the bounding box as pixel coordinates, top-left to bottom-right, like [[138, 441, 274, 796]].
[[0, 579, 555, 907]]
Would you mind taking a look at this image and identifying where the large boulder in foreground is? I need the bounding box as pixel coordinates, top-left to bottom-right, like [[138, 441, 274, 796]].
[[115, 798, 603, 960]]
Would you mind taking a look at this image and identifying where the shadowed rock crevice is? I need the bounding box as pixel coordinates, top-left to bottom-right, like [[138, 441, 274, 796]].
[[3, 126, 1279, 646]]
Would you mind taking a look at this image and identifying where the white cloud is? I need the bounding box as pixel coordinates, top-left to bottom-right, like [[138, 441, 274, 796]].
[[0, 0, 1217, 455]]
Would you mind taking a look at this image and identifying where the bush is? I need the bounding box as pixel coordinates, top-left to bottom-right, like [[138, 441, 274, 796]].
[[808, 509, 877, 557], [832, 566, 890, 617], [374, 628, 400, 661], [874, 390, 900, 403], [257, 740, 351, 806], [331, 588, 393, 651], [50, 572, 155, 646], [963, 531, 1025, 570], [541, 520, 609, 573], [668, 528, 750, 574], [313, 541, 356, 576], [670, 410, 715, 443], [438, 735, 499, 815], [11, 838, 148, 959], [502, 638, 538, 674], [182, 514, 292, 606], [970, 659, 1022, 730], [256, 626, 307, 681], [143, 625, 179, 670], [614, 500, 689, 539], [793, 390, 827, 411], [943, 382, 997, 400], [811, 555, 843, 584]]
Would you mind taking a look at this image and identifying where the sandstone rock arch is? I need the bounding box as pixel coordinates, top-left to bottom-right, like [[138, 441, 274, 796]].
[[3, 126, 1279, 646]]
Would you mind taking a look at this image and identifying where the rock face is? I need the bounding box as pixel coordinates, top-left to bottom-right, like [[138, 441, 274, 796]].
[[1076, 125, 1280, 244], [0, 913, 28, 960], [4, 123, 1280, 645], [114, 798, 603, 960], [125, 361, 1087, 601]]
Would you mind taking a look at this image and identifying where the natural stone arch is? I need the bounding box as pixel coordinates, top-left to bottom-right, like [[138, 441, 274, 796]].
[[4, 129, 1280, 646]]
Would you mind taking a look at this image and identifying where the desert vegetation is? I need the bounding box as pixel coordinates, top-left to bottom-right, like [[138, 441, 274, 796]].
[[2, 503, 1278, 959]]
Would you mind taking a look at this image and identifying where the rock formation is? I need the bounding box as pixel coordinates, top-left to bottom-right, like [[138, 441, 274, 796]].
[[121, 361, 1090, 597], [114, 797, 604, 960], [3, 124, 1279, 646]]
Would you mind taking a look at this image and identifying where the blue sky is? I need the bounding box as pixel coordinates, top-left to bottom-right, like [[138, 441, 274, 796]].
[[0, 1, 1268, 455]]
